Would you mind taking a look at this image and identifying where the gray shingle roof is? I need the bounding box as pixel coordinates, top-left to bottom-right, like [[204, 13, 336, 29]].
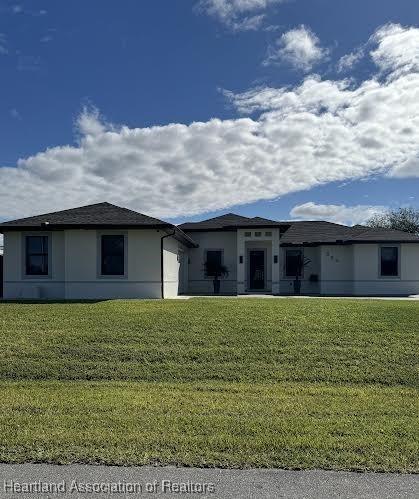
[[280, 222, 419, 245], [2, 205, 418, 246], [0, 203, 198, 247], [349, 227, 419, 242], [179, 213, 419, 244], [179, 213, 285, 231], [0, 202, 169, 228], [279, 221, 356, 244]]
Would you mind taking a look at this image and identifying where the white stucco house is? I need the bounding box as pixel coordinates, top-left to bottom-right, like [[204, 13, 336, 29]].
[[1, 202, 419, 300]]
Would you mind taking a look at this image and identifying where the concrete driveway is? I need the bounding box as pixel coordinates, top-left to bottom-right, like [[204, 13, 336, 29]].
[[0, 464, 417, 499]]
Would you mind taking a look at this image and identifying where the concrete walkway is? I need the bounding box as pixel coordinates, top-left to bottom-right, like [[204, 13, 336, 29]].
[[0, 464, 417, 498], [176, 294, 419, 300]]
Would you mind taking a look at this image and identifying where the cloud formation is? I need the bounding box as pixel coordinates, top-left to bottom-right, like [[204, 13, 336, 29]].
[[371, 23, 419, 77], [0, 24, 419, 223], [197, 0, 283, 31], [264, 25, 328, 70], [337, 48, 364, 73], [290, 202, 386, 226]]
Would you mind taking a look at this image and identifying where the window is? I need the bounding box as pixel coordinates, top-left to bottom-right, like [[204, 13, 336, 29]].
[[101, 235, 125, 276], [244, 232, 251, 237], [265, 231, 272, 237], [285, 249, 303, 277], [380, 246, 399, 277], [255, 232, 262, 237], [205, 250, 222, 277], [26, 235, 49, 276]]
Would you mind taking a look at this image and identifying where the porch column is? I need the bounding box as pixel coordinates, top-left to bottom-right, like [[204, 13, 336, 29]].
[[237, 230, 245, 294], [272, 229, 280, 295]]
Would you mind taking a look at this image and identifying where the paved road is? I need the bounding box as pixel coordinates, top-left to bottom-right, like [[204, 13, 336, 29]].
[[0, 465, 417, 499]]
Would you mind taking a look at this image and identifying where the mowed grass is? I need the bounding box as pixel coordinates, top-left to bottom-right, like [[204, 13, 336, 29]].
[[1, 298, 418, 385], [1, 382, 417, 471], [0, 298, 418, 471]]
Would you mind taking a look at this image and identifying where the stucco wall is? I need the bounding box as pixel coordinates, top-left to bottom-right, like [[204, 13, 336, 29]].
[[64, 229, 163, 299], [3, 229, 176, 300], [4, 228, 419, 299], [163, 236, 187, 298], [320, 245, 354, 295], [186, 231, 237, 294], [352, 243, 419, 295], [3, 231, 65, 299]]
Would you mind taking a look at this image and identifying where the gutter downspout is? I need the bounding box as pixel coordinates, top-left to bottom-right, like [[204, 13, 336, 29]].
[[160, 229, 176, 299]]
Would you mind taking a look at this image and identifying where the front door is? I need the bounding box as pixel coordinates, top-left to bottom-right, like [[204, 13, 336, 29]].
[[249, 250, 265, 290]]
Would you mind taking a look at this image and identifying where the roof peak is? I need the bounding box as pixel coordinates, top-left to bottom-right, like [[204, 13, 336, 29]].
[[211, 212, 250, 219], [0, 201, 169, 228]]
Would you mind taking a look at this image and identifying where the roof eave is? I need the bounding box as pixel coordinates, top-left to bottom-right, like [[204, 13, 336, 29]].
[[0, 223, 172, 232], [281, 239, 419, 246], [0, 223, 199, 248], [182, 224, 285, 232], [171, 227, 199, 248]]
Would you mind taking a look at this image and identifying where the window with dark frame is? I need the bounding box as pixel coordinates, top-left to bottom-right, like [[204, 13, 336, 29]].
[[101, 235, 125, 276], [205, 250, 222, 277], [380, 246, 399, 277], [285, 249, 303, 277], [26, 235, 49, 276]]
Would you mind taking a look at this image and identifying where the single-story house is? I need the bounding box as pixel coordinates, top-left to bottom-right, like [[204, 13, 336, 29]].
[[1, 202, 419, 299]]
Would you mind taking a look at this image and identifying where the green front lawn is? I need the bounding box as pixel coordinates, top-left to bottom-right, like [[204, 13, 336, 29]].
[[0, 298, 418, 471]]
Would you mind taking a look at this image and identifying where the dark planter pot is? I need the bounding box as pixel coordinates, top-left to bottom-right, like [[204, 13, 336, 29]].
[[213, 279, 221, 294], [293, 279, 301, 295]]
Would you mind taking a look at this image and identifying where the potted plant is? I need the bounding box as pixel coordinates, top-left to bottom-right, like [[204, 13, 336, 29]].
[[293, 254, 311, 295], [204, 260, 229, 294]]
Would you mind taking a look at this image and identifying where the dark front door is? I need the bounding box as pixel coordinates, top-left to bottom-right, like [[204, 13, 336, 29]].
[[249, 250, 265, 290]]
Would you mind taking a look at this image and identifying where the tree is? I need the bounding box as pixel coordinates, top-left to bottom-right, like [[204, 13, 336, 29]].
[[366, 207, 419, 235]]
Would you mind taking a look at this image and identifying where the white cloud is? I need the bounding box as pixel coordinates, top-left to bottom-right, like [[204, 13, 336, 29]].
[[290, 202, 387, 226], [0, 24, 419, 223], [197, 0, 283, 31], [337, 47, 364, 73], [389, 156, 419, 178], [264, 25, 328, 70], [371, 23, 419, 77]]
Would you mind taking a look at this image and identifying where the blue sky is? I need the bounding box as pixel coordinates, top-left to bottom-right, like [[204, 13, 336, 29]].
[[0, 0, 419, 228]]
